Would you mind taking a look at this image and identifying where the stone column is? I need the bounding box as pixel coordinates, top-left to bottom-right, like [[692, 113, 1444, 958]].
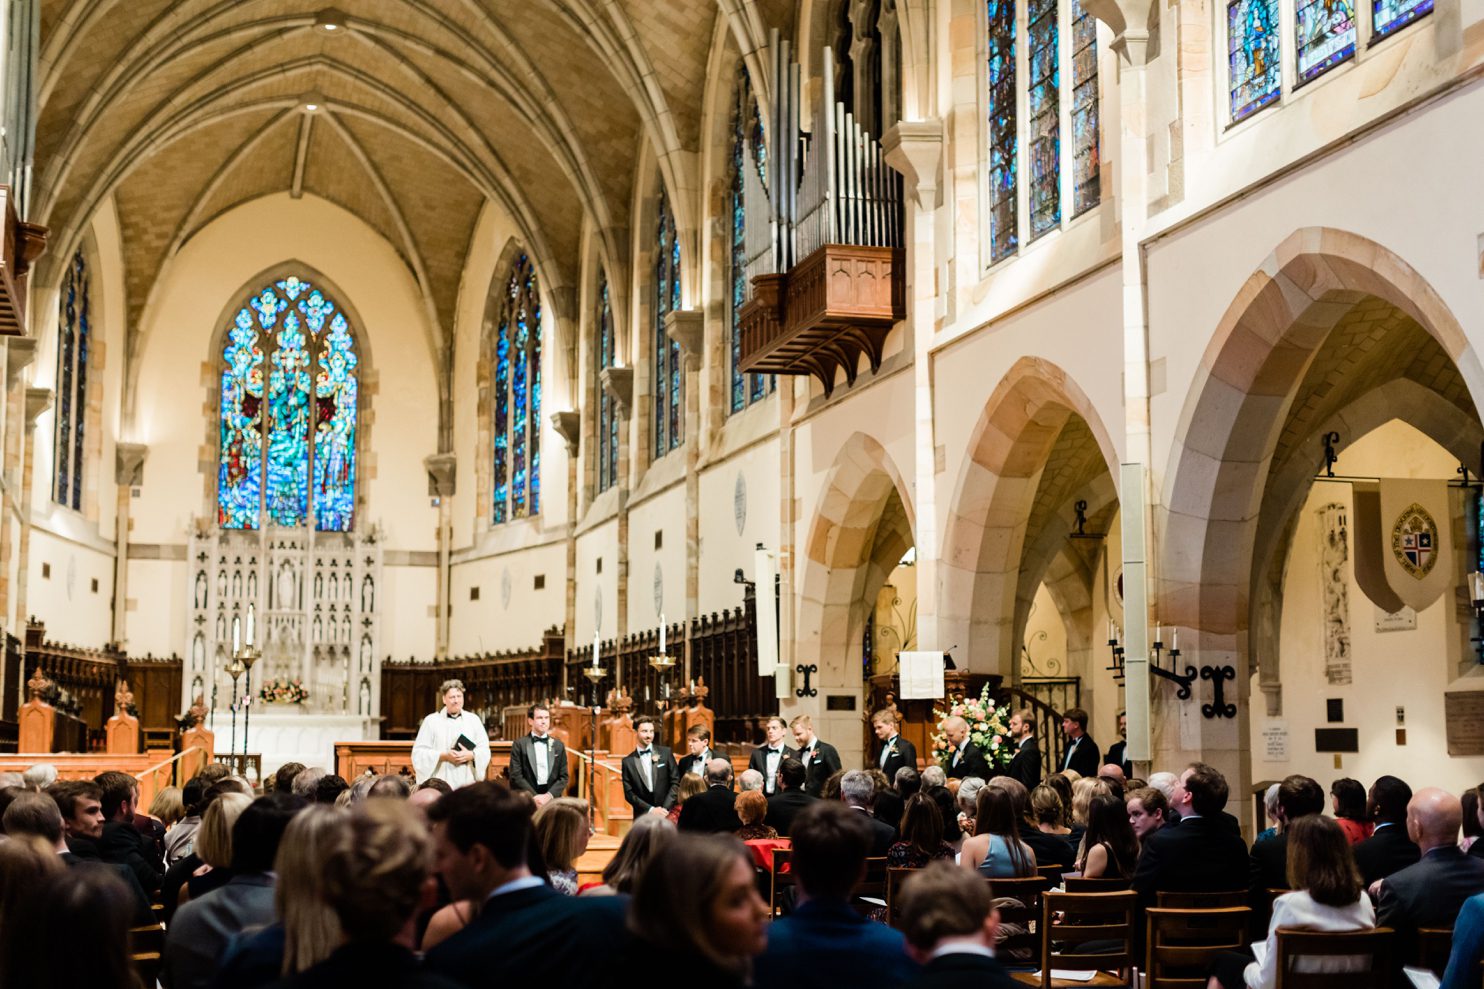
[[665, 309, 703, 631], [14, 386, 51, 633], [423, 453, 456, 661], [112, 443, 147, 645], [550, 410, 580, 671], [600, 365, 634, 657], [0, 338, 36, 626]]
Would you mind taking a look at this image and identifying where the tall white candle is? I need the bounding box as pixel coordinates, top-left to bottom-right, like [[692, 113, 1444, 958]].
[[593, 630, 600, 664], [232, 616, 241, 653], [660, 615, 666, 653], [246, 605, 256, 648], [1172, 627, 1179, 650]]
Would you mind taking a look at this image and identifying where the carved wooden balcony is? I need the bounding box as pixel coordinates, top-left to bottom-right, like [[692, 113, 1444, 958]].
[[738, 243, 905, 397], [0, 187, 47, 336]]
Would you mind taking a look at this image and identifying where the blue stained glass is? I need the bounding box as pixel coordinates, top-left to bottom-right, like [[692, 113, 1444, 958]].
[[491, 253, 542, 524], [1028, 0, 1060, 239], [1229, 0, 1281, 121], [728, 70, 774, 415], [596, 274, 617, 493], [986, 0, 1018, 262], [531, 274, 542, 517], [219, 308, 265, 529], [1372, 0, 1430, 39], [493, 282, 511, 525], [1070, 0, 1100, 216], [312, 310, 358, 532], [512, 304, 529, 519], [265, 307, 310, 526], [54, 250, 90, 510], [1297, 0, 1355, 82], [654, 187, 683, 456]]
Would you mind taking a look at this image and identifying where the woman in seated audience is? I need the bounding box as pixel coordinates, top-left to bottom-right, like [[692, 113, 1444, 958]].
[[927, 785, 966, 856], [1207, 815, 1374, 989], [1255, 783, 1281, 842], [534, 797, 590, 895], [626, 833, 769, 987], [1075, 792, 1139, 880], [1029, 784, 1071, 838], [735, 790, 778, 841], [214, 805, 346, 988], [955, 777, 986, 837], [582, 813, 675, 897], [2, 862, 140, 988], [959, 787, 1036, 878], [0, 839, 63, 978], [1044, 774, 1074, 818], [150, 785, 185, 832], [669, 774, 708, 825], [1067, 777, 1112, 855], [888, 793, 956, 868], [1126, 786, 1169, 848], [1330, 778, 1372, 845], [173, 789, 251, 912]]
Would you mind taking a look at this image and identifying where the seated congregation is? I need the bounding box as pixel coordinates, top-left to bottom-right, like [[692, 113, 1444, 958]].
[[4, 736, 1484, 989]]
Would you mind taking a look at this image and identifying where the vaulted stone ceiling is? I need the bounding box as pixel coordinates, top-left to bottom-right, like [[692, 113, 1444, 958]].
[[31, 0, 797, 400]]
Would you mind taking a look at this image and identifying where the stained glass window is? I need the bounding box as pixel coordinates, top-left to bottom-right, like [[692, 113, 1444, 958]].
[[53, 249, 90, 511], [492, 253, 543, 524], [596, 271, 618, 493], [1027, 0, 1060, 239], [1069, 0, 1100, 216], [729, 70, 774, 415], [218, 275, 357, 531], [1296, 0, 1355, 83], [1373, 0, 1431, 40], [986, 0, 1018, 262], [653, 187, 683, 456], [1228, 0, 1281, 121]]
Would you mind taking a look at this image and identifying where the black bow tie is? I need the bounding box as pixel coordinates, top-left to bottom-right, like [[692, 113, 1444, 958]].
[[638, 748, 651, 756], [768, 748, 781, 754], [532, 735, 548, 745]]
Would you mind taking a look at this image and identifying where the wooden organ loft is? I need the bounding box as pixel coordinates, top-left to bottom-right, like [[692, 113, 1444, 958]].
[[737, 37, 906, 397]]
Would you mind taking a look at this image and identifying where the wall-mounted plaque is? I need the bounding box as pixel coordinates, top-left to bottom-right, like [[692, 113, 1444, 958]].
[[1314, 728, 1359, 753], [1445, 691, 1484, 756]]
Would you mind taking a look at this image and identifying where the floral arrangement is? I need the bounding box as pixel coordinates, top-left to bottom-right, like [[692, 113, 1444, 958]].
[[258, 678, 309, 705], [931, 683, 1013, 771]]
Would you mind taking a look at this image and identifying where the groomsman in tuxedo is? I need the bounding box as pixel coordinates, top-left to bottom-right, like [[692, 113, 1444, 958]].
[[1104, 712, 1131, 777], [621, 715, 679, 816], [1005, 708, 1041, 790], [748, 716, 796, 796], [676, 725, 717, 778], [790, 715, 842, 797], [508, 704, 569, 807], [871, 709, 917, 780], [941, 716, 991, 780], [1059, 708, 1100, 777]]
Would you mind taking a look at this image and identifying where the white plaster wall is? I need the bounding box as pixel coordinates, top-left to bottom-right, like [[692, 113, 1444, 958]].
[[124, 557, 188, 660], [381, 565, 437, 664], [574, 517, 620, 646], [1251, 420, 1484, 795], [697, 433, 781, 614], [626, 483, 688, 633], [26, 529, 113, 646], [1023, 582, 1069, 676], [447, 541, 567, 655]]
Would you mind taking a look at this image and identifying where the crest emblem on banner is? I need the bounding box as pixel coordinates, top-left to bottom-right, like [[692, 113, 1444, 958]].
[[1391, 504, 1438, 579]]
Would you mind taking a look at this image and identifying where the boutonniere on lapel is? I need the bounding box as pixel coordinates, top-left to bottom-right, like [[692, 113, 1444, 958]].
[[649, 754, 660, 766]]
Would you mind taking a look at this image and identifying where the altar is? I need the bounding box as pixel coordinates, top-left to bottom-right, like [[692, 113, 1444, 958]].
[[210, 707, 380, 780]]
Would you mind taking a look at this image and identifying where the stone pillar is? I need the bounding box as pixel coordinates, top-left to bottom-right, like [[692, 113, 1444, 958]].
[[599, 366, 634, 660], [113, 443, 147, 646], [665, 309, 703, 634], [424, 454, 456, 661], [551, 409, 580, 672], [0, 338, 35, 629], [14, 386, 50, 633]]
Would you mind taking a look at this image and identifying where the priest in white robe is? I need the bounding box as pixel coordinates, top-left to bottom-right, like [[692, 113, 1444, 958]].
[[411, 679, 491, 788]]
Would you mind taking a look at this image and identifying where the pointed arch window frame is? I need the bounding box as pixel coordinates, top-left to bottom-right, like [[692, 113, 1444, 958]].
[[595, 269, 619, 493], [53, 248, 91, 512], [653, 186, 683, 458], [727, 67, 775, 415], [490, 252, 544, 525]]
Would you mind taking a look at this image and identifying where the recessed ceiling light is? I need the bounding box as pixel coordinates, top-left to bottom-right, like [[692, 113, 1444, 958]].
[[315, 9, 347, 33]]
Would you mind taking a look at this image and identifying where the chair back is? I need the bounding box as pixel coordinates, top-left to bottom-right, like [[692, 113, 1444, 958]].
[[986, 874, 1050, 967], [852, 856, 889, 916], [1416, 927, 1453, 976], [1027, 890, 1136, 988], [885, 866, 919, 928], [768, 846, 794, 916], [130, 924, 165, 987], [1273, 927, 1394, 989], [1145, 907, 1252, 989], [1156, 889, 1248, 909], [1037, 862, 1065, 884], [1064, 875, 1130, 892]]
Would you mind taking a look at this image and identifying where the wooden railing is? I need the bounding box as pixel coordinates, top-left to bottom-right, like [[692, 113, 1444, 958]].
[[1000, 685, 1076, 782]]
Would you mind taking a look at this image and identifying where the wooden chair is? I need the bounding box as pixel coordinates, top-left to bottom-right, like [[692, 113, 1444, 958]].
[[1416, 927, 1453, 976], [1273, 927, 1394, 988], [1064, 875, 1131, 892], [1155, 889, 1248, 909], [1037, 863, 1066, 884], [852, 856, 889, 916], [988, 874, 1051, 970], [1144, 907, 1251, 989], [885, 866, 919, 928], [1011, 890, 1137, 987], [130, 924, 165, 987], [768, 847, 794, 917]]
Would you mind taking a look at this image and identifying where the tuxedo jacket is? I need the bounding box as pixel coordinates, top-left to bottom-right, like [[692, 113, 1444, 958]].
[[798, 740, 842, 796], [677, 750, 718, 779], [1105, 739, 1131, 776], [904, 951, 1018, 989], [1006, 736, 1041, 790], [1131, 814, 1249, 910], [507, 734, 570, 797], [620, 744, 679, 814], [876, 735, 918, 781], [945, 741, 991, 780], [764, 788, 818, 836], [1354, 823, 1421, 886], [1061, 734, 1100, 776], [677, 784, 742, 833], [748, 743, 798, 793]]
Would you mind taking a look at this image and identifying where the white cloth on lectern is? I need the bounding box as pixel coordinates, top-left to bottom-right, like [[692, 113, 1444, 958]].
[[411, 710, 491, 788]]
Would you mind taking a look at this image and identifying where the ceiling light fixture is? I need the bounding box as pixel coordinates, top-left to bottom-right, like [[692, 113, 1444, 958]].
[[315, 9, 347, 33]]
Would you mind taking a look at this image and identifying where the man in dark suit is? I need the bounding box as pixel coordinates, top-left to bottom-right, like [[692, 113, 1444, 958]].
[[764, 757, 818, 836], [676, 724, 717, 779], [1005, 707, 1041, 790], [841, 769, 896, 857], [9, 789, 156, 926], [425, 783, 627, 987], [871, 708, 918, 780], [790, 715, 842, 797], [1377, 788, 1484, 963], [1131, 763, 1248, 911], [621, 714, 679, 817], [1354, 775, 1421, 886], [1059, 708, 1100, 777], [1250, 774, 1324, 893], [896, 862, 1017, 988], [507, 703, 569, 807], [941, 716, 991, 780], [1104, 712, 1132, 777], [748, 716, 796, 796], [96, 770, 165, 895], [677, 759, 743, 833]]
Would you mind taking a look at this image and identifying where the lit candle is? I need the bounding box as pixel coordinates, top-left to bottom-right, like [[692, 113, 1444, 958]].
[[660, 614, 666, 654], [1172, 626, 1179, 650]]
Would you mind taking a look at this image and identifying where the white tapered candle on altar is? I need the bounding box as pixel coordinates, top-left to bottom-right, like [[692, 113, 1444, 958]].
[[660, 615, 666, 653], [1173, 627, 1179, 650], [232, 616, 241, 652], [246, 606, 255, 647]]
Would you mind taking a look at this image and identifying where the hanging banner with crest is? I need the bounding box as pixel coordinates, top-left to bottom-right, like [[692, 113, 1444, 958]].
[[1377, 479, 1453, 612]]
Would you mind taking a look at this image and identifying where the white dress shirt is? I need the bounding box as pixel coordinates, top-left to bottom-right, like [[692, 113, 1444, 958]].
[[763, 746, 784, 792], [532, 734, 551, 785]]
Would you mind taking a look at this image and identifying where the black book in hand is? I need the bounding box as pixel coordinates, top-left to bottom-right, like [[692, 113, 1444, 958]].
[[453, 734, 477, 752]]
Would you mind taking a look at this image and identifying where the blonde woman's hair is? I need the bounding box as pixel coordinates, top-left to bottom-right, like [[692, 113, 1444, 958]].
[[195, 792, 251, 868], [1070, 777, 1111, 827], [629, 833, 755, 974], [534, 797, 589, 873], [600, 814, 675, 893], [322, 801, 433, 941], [676, 774, 708, 804], [149, 786, 185, 826], [274, 805, 347, 975]]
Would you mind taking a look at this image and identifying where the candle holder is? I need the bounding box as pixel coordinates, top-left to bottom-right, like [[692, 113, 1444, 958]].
[[648, 651, 676, 672], [225, 657, 247, 756], [236, 645, 261, 761], [1148, 631, 1197, 700]]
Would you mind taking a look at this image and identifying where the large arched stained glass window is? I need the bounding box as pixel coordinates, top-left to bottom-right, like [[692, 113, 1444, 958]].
[[1228, 0, 1280, 121], [218, 276, 359, 532], [596, 271, 619, 493], [985, 0, 1018, 263], [729, 69, 774, 415], [53, 249, 90, 511], [492, 253, 542, 524], [653, 188, 683, 457]]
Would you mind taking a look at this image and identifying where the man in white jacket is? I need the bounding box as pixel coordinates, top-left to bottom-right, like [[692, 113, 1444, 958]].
[[411, 679, 491, 789]]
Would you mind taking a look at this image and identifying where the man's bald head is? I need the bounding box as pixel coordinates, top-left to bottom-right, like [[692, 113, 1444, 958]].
[[1407, 787, 1462, 851], [705, 758, 733, 785]]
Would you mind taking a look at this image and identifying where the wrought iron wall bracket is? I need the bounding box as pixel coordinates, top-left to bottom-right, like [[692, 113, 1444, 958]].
[[1149, 662, 1198, 700], [795, 663, 818, 698], [1200, 665, 1238, 719]]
